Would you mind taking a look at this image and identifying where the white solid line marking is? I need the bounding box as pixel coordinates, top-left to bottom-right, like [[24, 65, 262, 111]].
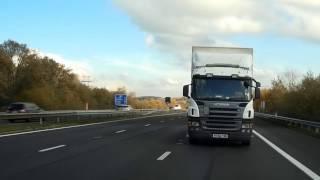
[[157, 151, 171, 160], [115, 130, 126, 134], [144, 124, 151, 127], [253, 130, 320, 180], [39, 145, 66, 152], [0, 112, 184, 138]]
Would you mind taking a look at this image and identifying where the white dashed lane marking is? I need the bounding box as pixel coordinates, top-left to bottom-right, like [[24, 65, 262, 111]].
[[39, 145, 66, 152], [115, 130, 126, 134], [157, 151, 171, 161]]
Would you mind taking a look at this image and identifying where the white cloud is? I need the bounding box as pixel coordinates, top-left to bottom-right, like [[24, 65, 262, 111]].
[[113, 0, 320, 92], [34, 50, 92, 81], [253, 68, 278, 88], [145, 34, 155, 47], [99, 56, 190, 96], [214, 16, 263, 34], [115, 0, 320, 51], [167, 78, 179, 85], [279, 1, 320, 41], [115, 0, 320, 41], [114, 0, 268, 61]]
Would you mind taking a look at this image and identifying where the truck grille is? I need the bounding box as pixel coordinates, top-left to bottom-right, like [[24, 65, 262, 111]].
[[202, 107, 242, 131]]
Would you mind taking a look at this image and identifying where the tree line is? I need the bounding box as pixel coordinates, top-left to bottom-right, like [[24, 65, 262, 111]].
[[0, 40, 181, 110], [255, 71, 320, 122]]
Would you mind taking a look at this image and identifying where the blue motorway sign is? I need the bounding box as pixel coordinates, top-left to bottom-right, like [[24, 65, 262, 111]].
[[114, 94, 127, 106]]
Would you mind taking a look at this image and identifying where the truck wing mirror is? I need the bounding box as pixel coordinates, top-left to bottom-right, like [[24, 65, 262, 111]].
[[183, 85, 190, 98], [255, 87, 261, 99], [256, 82, 261, 88], [165, 97, 171, 103], [244, 81, 250, 88]]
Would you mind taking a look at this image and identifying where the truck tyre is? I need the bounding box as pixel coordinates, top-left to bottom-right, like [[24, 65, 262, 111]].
[[189, 136, 198, 144], [242, 139, 251, 146], [9, 119, 15, 123]]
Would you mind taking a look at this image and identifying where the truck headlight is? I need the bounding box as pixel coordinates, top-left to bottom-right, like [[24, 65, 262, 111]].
[[198, 105, 204, 114], [188, 121, 200, 127]]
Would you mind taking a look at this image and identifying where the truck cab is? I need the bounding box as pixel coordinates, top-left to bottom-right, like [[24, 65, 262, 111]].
[[183, 47, 261, 145]]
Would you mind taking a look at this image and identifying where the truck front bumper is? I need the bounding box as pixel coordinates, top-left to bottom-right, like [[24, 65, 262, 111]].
[[188, 127, 252, 141]]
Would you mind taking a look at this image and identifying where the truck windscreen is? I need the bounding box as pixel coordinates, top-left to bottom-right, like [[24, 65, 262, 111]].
[[193, 78, 251, 101]]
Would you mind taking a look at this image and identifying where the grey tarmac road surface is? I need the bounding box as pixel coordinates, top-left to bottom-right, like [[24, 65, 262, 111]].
[[0, 113, 319, 180]]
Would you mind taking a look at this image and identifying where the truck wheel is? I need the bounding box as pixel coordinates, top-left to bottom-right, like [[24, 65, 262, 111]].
[[9, 119, 15, 123], [189, 136, 198, 144], [242, 139, 251, 146]]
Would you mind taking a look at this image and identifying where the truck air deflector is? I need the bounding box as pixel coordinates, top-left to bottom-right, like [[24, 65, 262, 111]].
[[194, 63, 250, 71], [192, 47, 253, 77]]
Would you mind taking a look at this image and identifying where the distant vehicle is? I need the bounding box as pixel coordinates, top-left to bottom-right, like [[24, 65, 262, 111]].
[[116, 105, 133, 111], [172, 104, 182, 110], [7, 102, 43, 113]]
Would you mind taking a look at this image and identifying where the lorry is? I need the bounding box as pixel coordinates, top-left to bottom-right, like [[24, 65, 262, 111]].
[[183, 47, 261, 145]]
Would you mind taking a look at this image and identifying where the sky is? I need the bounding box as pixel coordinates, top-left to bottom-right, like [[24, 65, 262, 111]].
[[1, 0, 320, 97]]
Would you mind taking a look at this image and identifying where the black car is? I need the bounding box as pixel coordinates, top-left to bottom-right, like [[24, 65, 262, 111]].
[[7, 102, 42, 113]]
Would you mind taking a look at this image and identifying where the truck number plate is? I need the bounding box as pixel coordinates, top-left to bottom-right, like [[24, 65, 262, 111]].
[[212, 134, 229, 139]]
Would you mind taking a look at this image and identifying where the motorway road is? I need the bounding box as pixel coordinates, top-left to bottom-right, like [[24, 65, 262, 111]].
[[0, 113, 319, 180]]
